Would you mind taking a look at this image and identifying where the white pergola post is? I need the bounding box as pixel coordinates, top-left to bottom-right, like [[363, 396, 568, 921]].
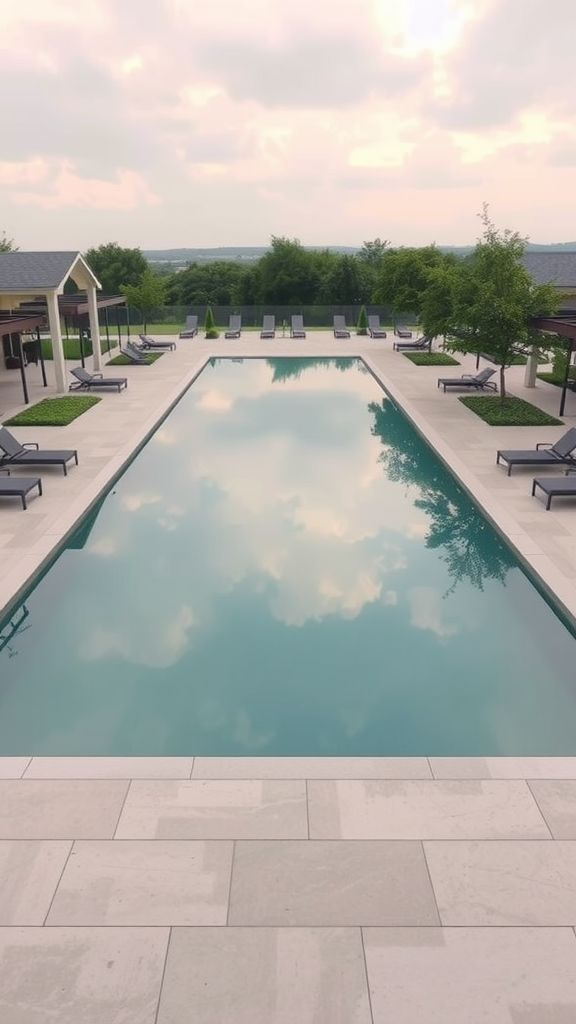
[[86, 285, 102, 372], [46, 290, 67, 393], [524, 345, 538, 388]]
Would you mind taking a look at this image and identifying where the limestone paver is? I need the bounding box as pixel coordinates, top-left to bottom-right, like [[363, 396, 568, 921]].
[[0, 926, 169, 1024], [157, 927, 372, 1024], [24, 756, 194, 779], [192, 756, 432, 779], [308, 780, 551, 839], [46, 839, 233, 925], [528, 780, 576, 838], [363, 927, 576, 1024], [0, 841, 71, 925], [430, 757, 576, 779], [115, 779, 308, 839], [424, 840, 576, 925], [228, 840, 440, 926], [0, 780, 128, 839], [0, 757, 30, 779]]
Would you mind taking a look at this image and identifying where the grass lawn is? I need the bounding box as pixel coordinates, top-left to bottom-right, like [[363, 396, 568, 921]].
[[459, 395, 563, 426], [537, 370, 576, 388], [404, 352, 460, 366], [107, 352, 163, 365], [4, 396, 101, 427]]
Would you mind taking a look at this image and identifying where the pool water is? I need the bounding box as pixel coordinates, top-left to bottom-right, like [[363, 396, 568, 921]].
[[1, 356, 576, 756]]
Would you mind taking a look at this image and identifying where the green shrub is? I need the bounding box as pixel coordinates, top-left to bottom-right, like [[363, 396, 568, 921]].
[[107, 352, 162, 365], [4, 396, 101, 426], [404, 352, 460, 366], [356, 305, 368, 336], [459, 395, 562, 427], [205, 305, 219, 339]]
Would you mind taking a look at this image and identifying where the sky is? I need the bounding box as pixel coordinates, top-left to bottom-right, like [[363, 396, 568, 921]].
[[1, 0, 575, 250]]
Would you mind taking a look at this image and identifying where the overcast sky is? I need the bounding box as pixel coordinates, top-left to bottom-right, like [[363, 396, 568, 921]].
[[1, 0, 574, 250]]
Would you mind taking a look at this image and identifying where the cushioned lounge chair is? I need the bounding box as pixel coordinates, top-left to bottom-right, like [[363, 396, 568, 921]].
[[138, 334, 176, 351], [120, 342, 151, 364], [395, 327, 413, 339], [368, 316, 386, 339], [69, 367, 127, 392], [394, 335, 432, 352], [225, 315, 242, 339], [290, 314, 306, 339], [0, 469, 42, 509], [0, 427, 78, 476], [532, 470, 576, 509], [496, 427, 576, 476], [333, 315, 350, 339], [437, 367, 497, 393], [179, 315, 198, 338], [260, 315, 275, 339]]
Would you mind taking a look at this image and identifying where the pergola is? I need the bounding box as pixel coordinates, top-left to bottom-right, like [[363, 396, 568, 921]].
[[17, 292, 128, 363], [532, 313, 576, 416], [0, 251, 103, 395], [0, 311, 49, 405]]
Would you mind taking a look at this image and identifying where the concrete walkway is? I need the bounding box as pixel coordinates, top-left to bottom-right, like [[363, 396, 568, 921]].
[[1, 335, 576, 1021]]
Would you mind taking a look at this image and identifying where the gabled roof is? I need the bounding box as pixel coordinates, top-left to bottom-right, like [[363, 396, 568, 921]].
[[522, 252, 576, 287], [0, 251, 101, 291]]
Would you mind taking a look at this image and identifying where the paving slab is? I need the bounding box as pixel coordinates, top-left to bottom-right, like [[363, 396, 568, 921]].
[[228, 840, 440, 926], [0, 841, 71, 925], [0, 926, 168, 1024], [157, 927, 372, 1024], [23, 757, 194, 779], [192, 756, 432, 779], [528, 780, 576, 838], [363, 926, 576, 1024], [430, 757, 576, 779], [0, 780, 128, 839], [0, 757, 31, 779], [46, 839, 233, 926]]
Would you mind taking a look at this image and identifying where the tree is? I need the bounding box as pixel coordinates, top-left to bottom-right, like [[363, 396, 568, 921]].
[[358, 238, 389, 267], [356, 305, 368, 335], [319, 254, 365, 304], [439, 206, 559, 399], [0, 230, 18, 252], [253, 236, 321, 304], [204, 305, 219, 339], [374, 246, 454, 321], [85, 242, 148, 294], [122, 268, 165, 332]]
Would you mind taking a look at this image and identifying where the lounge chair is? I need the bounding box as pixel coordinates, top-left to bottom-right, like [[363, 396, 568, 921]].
[[368, 316, 387, 339], [532, 471, 576, 510], [394, 335, 432, 352], [260, 315, 276, 339], [496, 427, 576, 476], [0, 469, 42, 509], [179, 315, 198, 338], [437, 367, 497, 393], [333, 315, 350, 339], [137, 334, 176, 351], [395, 327, 413, 339], [69, 367, 128, 393], [0, 427, 78, 476], [120, 342, 151, 365], [290, 314, 306, 339], [225, 314, 242, 339]]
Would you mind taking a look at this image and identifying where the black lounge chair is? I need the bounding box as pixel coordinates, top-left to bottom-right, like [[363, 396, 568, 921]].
[[0, 469, 42, 509], [333, 315, 350, 339], [260, 315, 276, 339], [120, 342, 151, 365], [138, 334, 176, 351], [368, 316, 386, 339], [225, 314, 242, 339], [395, 327, 413, 339], [179, 315, 198, 338], [437, 367, 497, 393], [532, 471, 576, 510], [497, 427, 576, 476], [291, 314, 306, 339], [69, 367, 127, 392], [0, 427, 78, 476], [394, 335, 432, 352]]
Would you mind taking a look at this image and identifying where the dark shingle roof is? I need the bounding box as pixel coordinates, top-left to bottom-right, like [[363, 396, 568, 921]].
[[0, 251, 83, 290], [522, 252, 576, 287]]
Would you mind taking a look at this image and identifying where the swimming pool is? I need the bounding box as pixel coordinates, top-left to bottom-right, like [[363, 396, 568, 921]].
[[1, 356, 575, 755]]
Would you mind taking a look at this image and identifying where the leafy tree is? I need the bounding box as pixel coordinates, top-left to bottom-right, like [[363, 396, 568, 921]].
[[358, 238, 389, 267], [122, 268, 166, 333], [374, 245, 454, 320], [267, 357, 356, 383], [357, 305, 368, 335], [84, 242, 148, 294], [254, 236, 321, 304], [204, 305, 219, 339], [0, 230, 18, 252], [319, 254, 365, 304], [165, 260, 246, 305], [439, 206, 559, 399]]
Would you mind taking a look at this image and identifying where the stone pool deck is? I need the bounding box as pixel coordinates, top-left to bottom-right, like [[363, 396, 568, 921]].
[[1, 334, 576, 1021]]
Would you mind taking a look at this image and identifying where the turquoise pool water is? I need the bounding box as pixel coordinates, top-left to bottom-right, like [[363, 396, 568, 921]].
[[1, 356, 576, 755]]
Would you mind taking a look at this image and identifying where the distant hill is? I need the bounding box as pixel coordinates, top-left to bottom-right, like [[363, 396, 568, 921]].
[[144, 242, 576, 266]]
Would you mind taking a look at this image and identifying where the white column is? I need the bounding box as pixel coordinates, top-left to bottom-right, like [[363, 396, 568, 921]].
[[46, 291, 67, 393], [523, 345, 538, 388], [86, 285, 102, 371]]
